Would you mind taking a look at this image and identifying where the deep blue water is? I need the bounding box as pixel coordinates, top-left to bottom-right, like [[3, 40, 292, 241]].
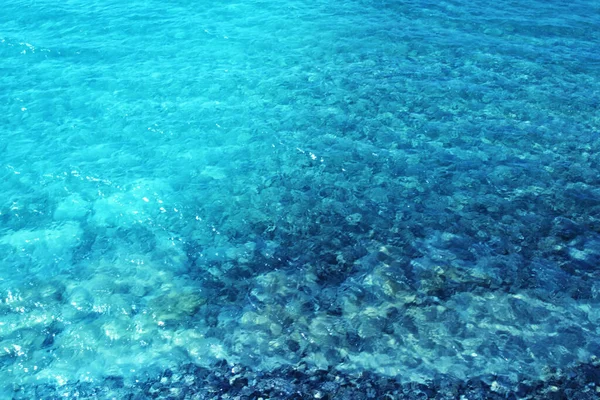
[[1, 0, 600, 398]]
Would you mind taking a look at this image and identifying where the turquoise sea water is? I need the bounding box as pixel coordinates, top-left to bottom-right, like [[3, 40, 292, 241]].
[[1, 0, 600, 397]]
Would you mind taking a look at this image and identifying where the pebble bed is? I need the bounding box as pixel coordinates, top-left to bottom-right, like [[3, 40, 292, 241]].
[[9, 359, 600, 399]]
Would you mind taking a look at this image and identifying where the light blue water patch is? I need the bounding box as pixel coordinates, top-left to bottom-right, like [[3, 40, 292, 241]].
[[1, 0, 600, 395]]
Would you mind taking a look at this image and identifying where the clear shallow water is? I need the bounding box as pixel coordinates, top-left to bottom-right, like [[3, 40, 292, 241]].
[[1, 0, 600, 397]]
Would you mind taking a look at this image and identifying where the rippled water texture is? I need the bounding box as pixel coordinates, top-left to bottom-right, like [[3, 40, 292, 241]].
[[1, 0, 600, 397]]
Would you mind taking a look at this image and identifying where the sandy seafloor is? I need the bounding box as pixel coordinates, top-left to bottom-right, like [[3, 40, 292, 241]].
[[1, 0, 600, 398]]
